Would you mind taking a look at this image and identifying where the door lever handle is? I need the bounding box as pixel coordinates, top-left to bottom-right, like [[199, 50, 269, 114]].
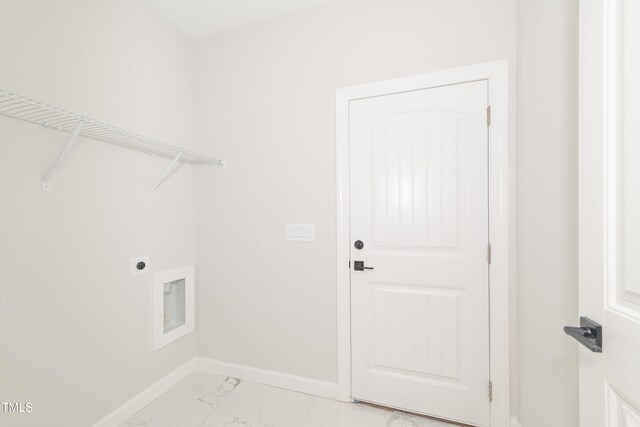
[[353, 261, 374, 271], [563, 326, 595, 339], [564, 317, 602, 353]]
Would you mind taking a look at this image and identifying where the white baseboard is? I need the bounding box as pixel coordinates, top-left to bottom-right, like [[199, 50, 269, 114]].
[[511, 416, 522, 427], [195, 357, 338, 400], [91, 358, 197, 427]]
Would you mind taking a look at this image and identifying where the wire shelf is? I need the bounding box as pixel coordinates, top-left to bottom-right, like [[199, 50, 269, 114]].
[[0, 88, 223, 165], [0, 88, 225, 196]]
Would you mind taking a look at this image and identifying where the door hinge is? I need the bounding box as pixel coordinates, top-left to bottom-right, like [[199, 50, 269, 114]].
[[488, 381, 493, 402], [487, 244, 492, 264], [487, 105, 491, 126]]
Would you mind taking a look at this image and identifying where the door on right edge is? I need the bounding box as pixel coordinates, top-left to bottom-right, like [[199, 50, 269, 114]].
[[578, 0, 640, 425]]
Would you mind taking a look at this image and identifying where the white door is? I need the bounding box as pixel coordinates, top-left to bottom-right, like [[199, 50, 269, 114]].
[[349, 80, 490, 426], [577, 0, 640, 425]]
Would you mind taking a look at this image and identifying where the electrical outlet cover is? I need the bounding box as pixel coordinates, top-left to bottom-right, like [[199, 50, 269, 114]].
[[286, 223, 315, 242]]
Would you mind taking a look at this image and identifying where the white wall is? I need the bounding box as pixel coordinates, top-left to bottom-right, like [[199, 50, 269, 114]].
[[516, 0, 579, 426], [0, 0, 581, 425], [0, 1, 197, 426], [194, 0, 516, 392]]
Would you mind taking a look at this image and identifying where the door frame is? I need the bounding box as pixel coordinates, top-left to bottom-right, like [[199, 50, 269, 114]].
[[335, 60, 512, 427], [578, 1, 606, 425]]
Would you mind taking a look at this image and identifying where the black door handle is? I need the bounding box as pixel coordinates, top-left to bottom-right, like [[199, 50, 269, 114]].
[[353, 261, 373, 271], [564, 317, 602, 353]]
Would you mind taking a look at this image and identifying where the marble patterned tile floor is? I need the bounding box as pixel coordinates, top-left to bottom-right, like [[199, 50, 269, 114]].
[[120, 372, 459, 427]]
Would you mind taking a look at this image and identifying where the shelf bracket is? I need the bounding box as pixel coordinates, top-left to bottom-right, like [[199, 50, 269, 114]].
[[42, 121, 84, 190], [148, 152, 184, 198]]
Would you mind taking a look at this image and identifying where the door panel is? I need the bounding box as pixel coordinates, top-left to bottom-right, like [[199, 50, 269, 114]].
[[613, 0, 640, 316], [350, 81, 489, 426], [370, 284, 461, 380], [369, 112, 461, 250], [606, 2, 640, 410], [608, 387, 640, 427]]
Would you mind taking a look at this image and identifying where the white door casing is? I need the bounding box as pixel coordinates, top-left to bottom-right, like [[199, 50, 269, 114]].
[[579, 1, 640, 425], [349, 81, 490, 426], [336, 61, 511, 427]]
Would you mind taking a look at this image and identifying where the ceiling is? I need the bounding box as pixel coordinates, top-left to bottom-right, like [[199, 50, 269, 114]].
[[146, 0, 336, 39]]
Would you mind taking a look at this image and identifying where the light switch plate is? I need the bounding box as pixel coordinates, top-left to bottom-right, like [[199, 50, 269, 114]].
[[131, 256, 150, 276], [286, 223, 315, 242]]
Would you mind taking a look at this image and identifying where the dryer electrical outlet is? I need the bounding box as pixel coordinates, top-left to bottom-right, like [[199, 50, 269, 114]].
[[131, 256, 150, 276]]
